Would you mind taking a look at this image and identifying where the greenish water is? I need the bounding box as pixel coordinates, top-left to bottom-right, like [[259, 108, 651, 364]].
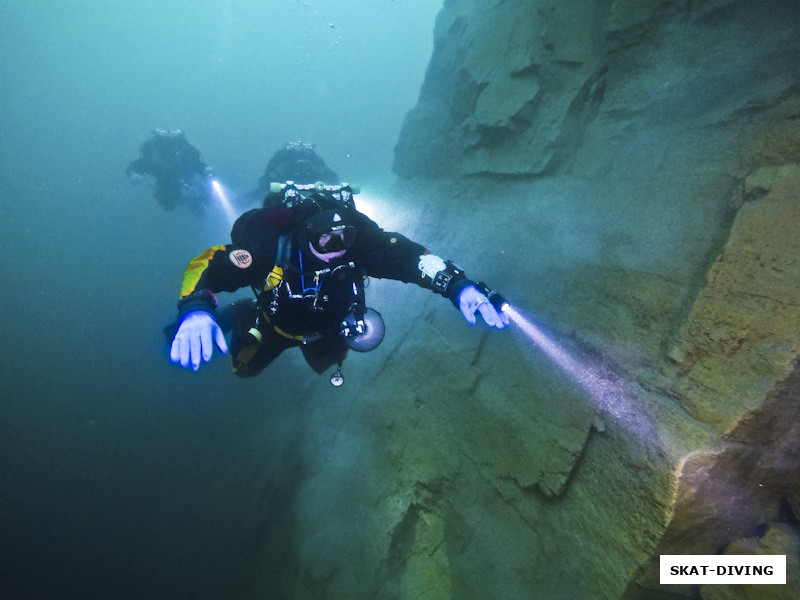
[[0, 2, 439, 599]]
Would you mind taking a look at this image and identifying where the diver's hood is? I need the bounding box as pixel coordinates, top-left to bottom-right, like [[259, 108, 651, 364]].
[[301, 209, 357, 253]]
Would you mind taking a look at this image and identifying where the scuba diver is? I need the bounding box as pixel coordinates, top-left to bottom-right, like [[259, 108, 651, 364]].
[[126, 129, 213, 215], [168, 182, 510, 386], [260, 140, 340, 188], [237, 141, 342, 208]]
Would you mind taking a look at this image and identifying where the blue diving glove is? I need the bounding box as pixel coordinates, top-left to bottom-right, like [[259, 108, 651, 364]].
[[170, 310, 228, 371], [457, 284, 510, 329]]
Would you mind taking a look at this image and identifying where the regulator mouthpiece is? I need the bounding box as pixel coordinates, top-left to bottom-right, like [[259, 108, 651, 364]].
[[477, 281, 510, 313]]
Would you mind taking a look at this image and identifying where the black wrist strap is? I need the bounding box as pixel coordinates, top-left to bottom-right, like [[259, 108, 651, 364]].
[[177, 289, 218, 320], [429, 260, 471, 307]]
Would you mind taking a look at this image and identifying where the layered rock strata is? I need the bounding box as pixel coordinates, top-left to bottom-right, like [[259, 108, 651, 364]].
[[254, 1, 800, 598]]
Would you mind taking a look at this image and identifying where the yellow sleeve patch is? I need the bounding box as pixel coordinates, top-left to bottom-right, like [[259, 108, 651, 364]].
[[264, 266, 284, 291], [179, 245, 227, 298]]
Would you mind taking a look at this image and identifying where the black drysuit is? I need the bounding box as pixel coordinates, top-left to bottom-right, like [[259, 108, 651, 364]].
[[174, 204, 469, 377]]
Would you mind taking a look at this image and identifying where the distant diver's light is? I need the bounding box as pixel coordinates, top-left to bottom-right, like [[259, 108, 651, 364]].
[[349, 189, 408, 230], [506, 305, 654, 440], [352, 195, 377, 221], [210, 178, 237, 225]]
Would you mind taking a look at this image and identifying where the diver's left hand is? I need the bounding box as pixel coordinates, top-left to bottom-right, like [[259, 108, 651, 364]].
[[457, 284, 509, 329]]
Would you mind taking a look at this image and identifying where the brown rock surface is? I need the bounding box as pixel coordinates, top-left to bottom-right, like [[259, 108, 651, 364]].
[[668, 164, 800, 433], [625, 360, 800, 598]]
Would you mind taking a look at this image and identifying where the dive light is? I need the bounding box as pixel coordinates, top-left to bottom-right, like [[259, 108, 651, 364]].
[[476, 281, 510, 313]]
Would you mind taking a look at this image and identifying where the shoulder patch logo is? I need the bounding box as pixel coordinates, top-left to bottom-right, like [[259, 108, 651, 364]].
[[229, 249, 253, 269]]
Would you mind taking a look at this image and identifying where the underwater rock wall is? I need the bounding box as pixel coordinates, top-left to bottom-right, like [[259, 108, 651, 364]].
[[625, 358, 800, 599], [393, 0, 610, 178], [391, 0, 800, 598], [394, 0, 800, 181], [257, 1, 800, 599], [667, 164, 800, 433]]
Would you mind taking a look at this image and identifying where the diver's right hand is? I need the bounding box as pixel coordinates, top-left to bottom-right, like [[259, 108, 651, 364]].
[[170, 311, 228, 371]]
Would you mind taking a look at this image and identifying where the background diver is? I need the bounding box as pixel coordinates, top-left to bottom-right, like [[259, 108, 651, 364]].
[[168, 182, 510, 386], [260, 140, 340, 188], [126, 129, 213, 215], [238, 141, 342, 208]]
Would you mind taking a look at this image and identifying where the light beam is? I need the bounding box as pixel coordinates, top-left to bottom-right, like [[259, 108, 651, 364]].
[[209, 178, 238, 226], [506, 305, 655, 440]]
